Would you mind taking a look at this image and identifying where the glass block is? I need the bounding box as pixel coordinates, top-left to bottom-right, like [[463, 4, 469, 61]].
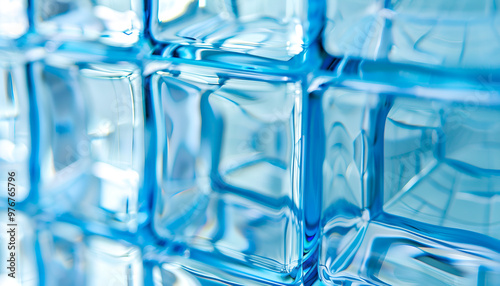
[[37, 222, 144, 286], [148, 58, 316, 284], [150, 0, 324, 60], [0, 0, 29, 41], [323, 0, 500, 68], [33, 0, 143, 47], [143, 254, 278, 286], [0, 51, 31, 203], [0, 211, 38, 285], [317, 60, 500, 285], [32, 53, 145, 232]]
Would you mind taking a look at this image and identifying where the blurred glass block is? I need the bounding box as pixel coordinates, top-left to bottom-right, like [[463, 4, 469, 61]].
[[0, 0, 29, 41], [33, 0, 143, 47], [38, 222, 144, 286], [0, 51, 31, 203], [150, 0, 324, 60], [151, 43, 323, 73], [323, 0, 500, 68], [144, 254, 297, 286], [0, 211, 38, 286], [148, 58, 316, 284], [317, 59, 500, 285], [32, 53, 145, 232]]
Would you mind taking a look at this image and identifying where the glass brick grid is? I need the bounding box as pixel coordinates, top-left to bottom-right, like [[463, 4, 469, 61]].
[[1, 1, 500, 285]]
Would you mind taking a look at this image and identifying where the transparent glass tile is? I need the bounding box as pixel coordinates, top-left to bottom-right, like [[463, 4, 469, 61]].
[[318, 59, 500, 285], [150, 42, 323, 75], [0, 52, 31, 203], [323, 0, 500, 68], [150, 0, 324, 60], [384, 98, 500, 238], [0, 211, 38, 286], [33, 54, 145, 232], [33, 0, 143, 47], [38, 222, 144, 286], [144, 255, 297, 286], [321, 222, 500, 285], [148, 59, 313, 284]]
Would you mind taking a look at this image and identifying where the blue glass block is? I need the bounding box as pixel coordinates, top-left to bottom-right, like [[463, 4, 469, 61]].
[[33, 0, 144, 47], [37, 222, 144, 285], [149, 0, 324, 60], [317, 60, 500, 285], [0, 50, 31, 204], [32, 53, 146, 232], [323, 0, 500, 68], [0, 0, 29, 41], [143, 255, 280, 286], [147, 57, 317, 285], [0, 211, 38, 285]]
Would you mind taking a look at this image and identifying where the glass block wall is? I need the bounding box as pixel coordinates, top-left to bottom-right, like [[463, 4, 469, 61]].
[[1, 0, 499, 285]]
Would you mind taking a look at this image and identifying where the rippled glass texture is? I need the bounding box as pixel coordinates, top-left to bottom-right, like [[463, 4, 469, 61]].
[[32, 55, 145, 232], [150, 0, 323, 60], [324, 0, 500, 68], [144, 257, 298, 286], [0, 0, 29, 40], [318, 60, 500, 285], [37, 222, 144, 286], [149, 59, 314, 284], [0, 51, 31, 203], [33, 0, 143, 47]]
